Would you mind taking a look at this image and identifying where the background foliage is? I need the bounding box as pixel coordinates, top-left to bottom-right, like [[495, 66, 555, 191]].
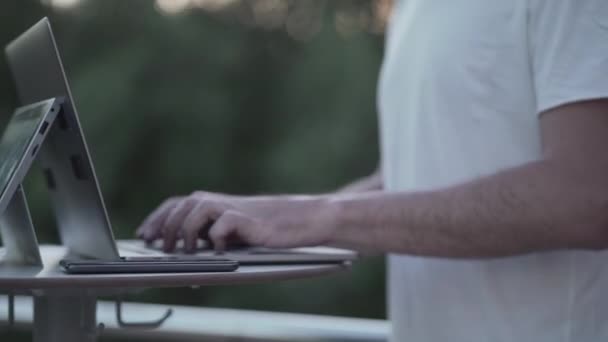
[[0, 0, 387, 332]]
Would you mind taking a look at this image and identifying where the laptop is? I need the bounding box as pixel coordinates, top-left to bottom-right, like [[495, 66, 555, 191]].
[[0, 99, 60, 267], [4, 18, 356, 265]]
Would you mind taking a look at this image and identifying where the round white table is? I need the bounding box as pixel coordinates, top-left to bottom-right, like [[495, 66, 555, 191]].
[[0, 244, 349, 342]]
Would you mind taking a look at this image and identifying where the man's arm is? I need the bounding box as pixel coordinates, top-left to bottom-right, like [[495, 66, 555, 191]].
[[135, 168, 383, 250], [327, 99, 608, 256], [139, 100, 608, 256]]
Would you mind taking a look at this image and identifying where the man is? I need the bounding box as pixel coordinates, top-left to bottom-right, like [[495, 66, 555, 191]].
[[137, 0, 608, 341]]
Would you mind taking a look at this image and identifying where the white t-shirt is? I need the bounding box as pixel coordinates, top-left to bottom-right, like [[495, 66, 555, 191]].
[[378, 0, 608, 341]]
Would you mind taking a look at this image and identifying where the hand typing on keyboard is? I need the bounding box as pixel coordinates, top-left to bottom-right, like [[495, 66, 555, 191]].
[[135, 191, 337, 254]]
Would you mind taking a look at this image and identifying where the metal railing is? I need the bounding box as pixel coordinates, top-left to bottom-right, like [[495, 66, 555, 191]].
[[0, 295, 389, 342]]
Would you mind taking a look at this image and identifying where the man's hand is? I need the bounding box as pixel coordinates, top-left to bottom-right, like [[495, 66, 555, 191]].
[[136, 192, 336, 253]]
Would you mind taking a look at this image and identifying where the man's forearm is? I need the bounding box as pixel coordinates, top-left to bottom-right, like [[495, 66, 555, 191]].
[[326, 159, 608, 257]]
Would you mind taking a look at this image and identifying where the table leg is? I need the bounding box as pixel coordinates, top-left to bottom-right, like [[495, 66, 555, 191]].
[[33, 295, 100, 342]]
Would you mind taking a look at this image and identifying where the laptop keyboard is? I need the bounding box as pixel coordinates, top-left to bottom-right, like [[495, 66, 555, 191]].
[[117, 239, 296, 255]]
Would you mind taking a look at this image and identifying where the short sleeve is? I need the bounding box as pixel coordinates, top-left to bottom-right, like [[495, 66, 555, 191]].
[[530, 0, 608, 114]]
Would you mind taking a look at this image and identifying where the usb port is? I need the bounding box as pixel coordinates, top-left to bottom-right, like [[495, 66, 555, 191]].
[[39, 121, 49, 135]]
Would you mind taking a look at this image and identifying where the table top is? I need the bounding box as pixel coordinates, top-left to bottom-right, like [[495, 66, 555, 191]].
[[0, 245, 348, 292]]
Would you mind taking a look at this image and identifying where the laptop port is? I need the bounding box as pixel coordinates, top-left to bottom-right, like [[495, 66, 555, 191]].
[[39, 121, 49, 135], [70, 154, 88, 180], [31, 144, 38, 156]]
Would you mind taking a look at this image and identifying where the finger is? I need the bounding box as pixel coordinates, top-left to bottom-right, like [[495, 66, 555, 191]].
[[182, 202, 222, 253], [208, 210, 256, 253], [136, 197, 181, 242], [137, 198, 179, 234], [162, 197, 198, 252]]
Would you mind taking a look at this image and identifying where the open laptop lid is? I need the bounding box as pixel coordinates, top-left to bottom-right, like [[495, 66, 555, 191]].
[[0, 99, 60, 213], [5, 18, 120, 260]]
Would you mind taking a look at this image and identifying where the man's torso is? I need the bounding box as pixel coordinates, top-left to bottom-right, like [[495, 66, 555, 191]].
[[379, 1, 608, 341]]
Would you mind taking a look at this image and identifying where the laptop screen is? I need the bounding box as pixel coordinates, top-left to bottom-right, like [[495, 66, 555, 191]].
[[5, 18, 121, 260], [0, 100, 53, 200]]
